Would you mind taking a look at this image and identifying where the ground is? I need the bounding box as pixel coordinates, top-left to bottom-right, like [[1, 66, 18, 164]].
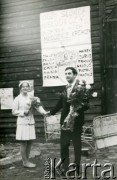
[[0, 142, 117, 180]]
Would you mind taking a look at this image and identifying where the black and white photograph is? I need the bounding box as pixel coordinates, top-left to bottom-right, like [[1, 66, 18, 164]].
[[0, 0, 117, 179]]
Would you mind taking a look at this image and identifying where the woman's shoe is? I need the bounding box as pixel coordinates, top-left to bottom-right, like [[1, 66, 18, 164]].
[[23, 162, 36, 168]]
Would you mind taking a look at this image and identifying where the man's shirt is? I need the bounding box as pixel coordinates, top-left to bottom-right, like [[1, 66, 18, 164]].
[[66, 78, 77, 98]]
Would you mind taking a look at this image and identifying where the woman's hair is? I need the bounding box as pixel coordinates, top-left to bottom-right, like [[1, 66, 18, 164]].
[[65, 67, 78, 75], [19, 81, 31, 90]]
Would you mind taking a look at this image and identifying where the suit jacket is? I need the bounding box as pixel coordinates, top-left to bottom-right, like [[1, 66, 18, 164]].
[[50, 86, 89, 128]]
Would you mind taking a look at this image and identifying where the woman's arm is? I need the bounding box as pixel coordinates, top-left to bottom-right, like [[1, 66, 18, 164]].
[[12, 97, 25, 117], [33, 97, 47, 116], [35, 106, 47, 116]]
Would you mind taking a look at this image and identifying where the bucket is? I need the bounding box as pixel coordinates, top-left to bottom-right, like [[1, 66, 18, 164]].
[[93, 113, 117, 149]]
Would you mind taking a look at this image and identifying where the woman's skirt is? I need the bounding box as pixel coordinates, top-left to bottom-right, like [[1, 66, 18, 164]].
[[16, 124, 36, 140]]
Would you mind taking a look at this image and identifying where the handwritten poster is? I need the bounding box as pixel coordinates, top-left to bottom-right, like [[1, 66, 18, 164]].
[[77, 44, 93, 84], [42, 44, 93, 86], [0, 88, 14, 109], [40, 6, 91, 49], [40, 6, 93, 86]]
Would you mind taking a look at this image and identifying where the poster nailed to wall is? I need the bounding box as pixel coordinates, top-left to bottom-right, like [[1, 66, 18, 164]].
[[42, 44, 93, 86], [40, 6, 91, 49], [40, 6, 93, 86], [0, 88, 14, 109]]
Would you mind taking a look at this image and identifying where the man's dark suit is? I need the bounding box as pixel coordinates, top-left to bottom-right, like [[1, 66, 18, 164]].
[[50, 86, 89, 173]]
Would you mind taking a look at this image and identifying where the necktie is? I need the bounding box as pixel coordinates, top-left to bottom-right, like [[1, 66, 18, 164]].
[[67, 84, 72, 98]]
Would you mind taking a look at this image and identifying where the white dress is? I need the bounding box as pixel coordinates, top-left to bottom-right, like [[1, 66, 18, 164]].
[[12, 94, 44, 140]]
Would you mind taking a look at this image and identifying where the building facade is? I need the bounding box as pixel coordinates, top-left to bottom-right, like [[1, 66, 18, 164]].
[[0, 0, 117, 141]]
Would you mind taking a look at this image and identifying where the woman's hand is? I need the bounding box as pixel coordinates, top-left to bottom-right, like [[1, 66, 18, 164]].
[[45, 111, 50, 116], [42, 111, 50, 116], [24, 110, 30, 116]]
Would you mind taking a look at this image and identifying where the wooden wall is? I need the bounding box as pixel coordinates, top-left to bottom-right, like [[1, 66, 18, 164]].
[[0, 0, 111, 142], [105, 0, 117, 18]]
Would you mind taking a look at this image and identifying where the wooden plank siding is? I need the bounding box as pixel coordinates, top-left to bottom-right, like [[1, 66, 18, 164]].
[[105, 0, 117, 18], [0, 0, 108, 142]]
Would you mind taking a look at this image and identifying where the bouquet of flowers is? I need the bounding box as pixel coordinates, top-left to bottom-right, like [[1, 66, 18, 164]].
[[62, 79, 92, 132], [24, 96, 42, 114], [29, 96, 42, 109]]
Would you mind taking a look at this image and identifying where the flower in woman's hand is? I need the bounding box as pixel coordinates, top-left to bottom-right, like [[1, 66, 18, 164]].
[[29, 96, 41, 108], [34, 97, 40, 104]]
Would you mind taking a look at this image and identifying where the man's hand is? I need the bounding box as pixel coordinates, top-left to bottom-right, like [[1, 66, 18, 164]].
[[81, 102, 89, 111]]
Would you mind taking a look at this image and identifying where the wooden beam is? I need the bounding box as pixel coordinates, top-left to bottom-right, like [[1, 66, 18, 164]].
[[99, 0, 106, 115]]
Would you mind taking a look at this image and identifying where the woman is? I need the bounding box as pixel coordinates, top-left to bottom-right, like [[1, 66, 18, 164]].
[[12, 81, 47, 168]]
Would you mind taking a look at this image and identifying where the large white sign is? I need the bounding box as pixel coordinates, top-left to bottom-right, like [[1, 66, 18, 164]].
[[40, 6, 93, 86]]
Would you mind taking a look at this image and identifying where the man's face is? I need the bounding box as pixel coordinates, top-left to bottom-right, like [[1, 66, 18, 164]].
[[65, 69, 76, 83]]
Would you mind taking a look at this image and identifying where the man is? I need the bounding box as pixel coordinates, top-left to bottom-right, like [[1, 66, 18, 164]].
[[49, 67, 89, 176]]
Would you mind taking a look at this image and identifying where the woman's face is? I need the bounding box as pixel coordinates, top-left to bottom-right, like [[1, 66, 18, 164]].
[[21, 83, 29, 94]]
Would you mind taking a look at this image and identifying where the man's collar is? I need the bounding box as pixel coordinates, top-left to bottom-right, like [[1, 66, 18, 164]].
[[66, 78, 77, 89]]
